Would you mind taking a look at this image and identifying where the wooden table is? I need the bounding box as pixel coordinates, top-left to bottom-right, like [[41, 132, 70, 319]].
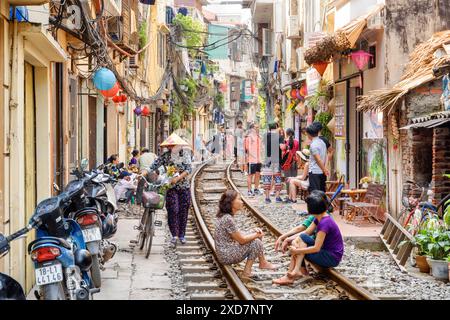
[[340, 189, 367, 221]]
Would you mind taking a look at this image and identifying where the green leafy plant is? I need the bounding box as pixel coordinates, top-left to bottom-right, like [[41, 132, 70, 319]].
[[138, 22, 148, 60], [425, 229, 450, 260], [173, 14, 205, 56], [214, 92, 225, 110], [258, 95, 267, 130], [314, 111, 333, 141], [308, 80, 330, 111], [369, 142, 387, 184]]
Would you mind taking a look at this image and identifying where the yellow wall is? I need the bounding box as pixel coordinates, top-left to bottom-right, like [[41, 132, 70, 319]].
[[147, 1, 166, 95]]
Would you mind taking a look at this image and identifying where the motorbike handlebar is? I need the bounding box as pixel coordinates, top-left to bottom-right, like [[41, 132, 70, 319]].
[[6, 226, 31, 242]]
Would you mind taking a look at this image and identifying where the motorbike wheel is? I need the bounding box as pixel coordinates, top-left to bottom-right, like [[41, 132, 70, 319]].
[[42, 283, 65, 300], [138, 210, 148, 250], [90, 255, 102, 288], [145, 210, 155, 259]]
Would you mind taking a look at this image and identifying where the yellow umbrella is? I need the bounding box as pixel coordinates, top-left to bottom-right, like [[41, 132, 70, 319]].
[[160, 133, 190, 147]]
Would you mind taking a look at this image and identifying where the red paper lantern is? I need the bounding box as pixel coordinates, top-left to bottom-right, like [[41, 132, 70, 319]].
[[120, 94, 127, 103], [300, 85, 307, 97], [112, 95, 121, 103], [99, 82, 120, 98], [295, 89, 303, 99], [290, 89, 297, 99], [312, 61, 329, 76], [251, 83, 255, 94], [141, 106, 150, 116]]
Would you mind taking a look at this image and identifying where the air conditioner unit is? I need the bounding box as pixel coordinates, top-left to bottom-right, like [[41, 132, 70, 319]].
[[128, 55, 139, 69], [262, 28, 273, 57]]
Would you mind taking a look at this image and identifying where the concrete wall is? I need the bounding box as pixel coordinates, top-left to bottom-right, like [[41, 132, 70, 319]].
[[385, 0, 450, 86], [334, 0, 383, 29]]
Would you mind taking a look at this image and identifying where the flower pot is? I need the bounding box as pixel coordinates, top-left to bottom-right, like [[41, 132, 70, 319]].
[[429, 259, 449, 280], [415, 255, 430, 273]]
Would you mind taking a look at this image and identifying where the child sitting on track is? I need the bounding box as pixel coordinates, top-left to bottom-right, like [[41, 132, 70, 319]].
[[273, 190, 344, 285]]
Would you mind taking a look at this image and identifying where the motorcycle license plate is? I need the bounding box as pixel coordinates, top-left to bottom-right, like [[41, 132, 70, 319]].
[[82, 227, 102, 243], [35, 263, 63, 285]]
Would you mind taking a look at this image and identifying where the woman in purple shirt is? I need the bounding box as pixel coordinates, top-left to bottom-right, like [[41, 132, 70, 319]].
[[273, 190, 344, 285]]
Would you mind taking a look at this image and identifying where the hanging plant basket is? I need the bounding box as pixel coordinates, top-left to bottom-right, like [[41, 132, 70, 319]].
[[312, 61, 329, 76]]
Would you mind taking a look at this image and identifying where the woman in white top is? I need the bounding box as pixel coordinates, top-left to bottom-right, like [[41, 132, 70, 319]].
[[283, 149, 310, 204]]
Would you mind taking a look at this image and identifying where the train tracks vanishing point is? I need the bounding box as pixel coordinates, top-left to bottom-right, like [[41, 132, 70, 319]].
[[184, 159, 378, 300]]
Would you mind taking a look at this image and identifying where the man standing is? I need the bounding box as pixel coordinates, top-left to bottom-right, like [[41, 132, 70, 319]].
[[312, 121, 334, 168], [306, 124, 328, 192], [139, 148, 157, 172], [244, 123, 262, 196], [234, 120, 245, 170], [262, 122, 284, 203]]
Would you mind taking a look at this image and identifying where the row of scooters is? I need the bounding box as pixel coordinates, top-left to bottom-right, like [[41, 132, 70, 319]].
[[0, 159, 121, 300]]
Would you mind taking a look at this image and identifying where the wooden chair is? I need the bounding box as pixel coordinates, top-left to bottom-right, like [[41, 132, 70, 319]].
[[344, 183, 385, 225], [326, 176, 344, 211]]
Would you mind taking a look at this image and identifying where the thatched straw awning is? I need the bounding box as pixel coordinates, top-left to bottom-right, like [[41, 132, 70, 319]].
[[358, 30, 450, 113]]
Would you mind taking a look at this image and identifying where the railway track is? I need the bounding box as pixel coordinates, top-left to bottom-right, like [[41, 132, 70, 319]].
[[178, 159, 377, 300]]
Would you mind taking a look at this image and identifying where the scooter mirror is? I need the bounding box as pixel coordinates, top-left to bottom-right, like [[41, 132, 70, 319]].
[[81, 158, 89, 171], [53, 182, 60, 192]]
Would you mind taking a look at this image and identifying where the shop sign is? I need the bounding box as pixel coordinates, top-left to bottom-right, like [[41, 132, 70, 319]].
[[306, 67, 321, 96], [241, 80, 253, 102], [334, 82, 346, 139]]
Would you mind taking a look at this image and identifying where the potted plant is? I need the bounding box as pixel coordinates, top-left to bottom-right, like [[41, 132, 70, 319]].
[[426, 227, 450, 280], [446, 255, 450, 281], [409, 227, 433, 273]]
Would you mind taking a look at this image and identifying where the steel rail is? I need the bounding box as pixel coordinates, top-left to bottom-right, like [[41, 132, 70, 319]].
[[190, 159, 254, 300], [225, 161, 378, 301]]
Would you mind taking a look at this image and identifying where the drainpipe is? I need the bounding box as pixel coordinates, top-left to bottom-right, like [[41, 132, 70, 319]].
[[7, 16, 19, 275]]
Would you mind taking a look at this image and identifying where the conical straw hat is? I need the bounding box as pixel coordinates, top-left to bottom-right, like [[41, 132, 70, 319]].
[[160, 133, 190, 147]]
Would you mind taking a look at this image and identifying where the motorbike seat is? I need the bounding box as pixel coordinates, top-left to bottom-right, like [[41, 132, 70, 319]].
[[28, 236, 72, 253]]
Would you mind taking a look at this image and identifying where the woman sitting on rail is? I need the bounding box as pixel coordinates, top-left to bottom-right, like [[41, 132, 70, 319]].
[[273, 190, 344, 285], [214, 190, 277, 278], [283, 149, 310, 203]]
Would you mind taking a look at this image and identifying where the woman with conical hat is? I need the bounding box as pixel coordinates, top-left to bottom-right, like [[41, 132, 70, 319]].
[[139, 133, 193, 245]]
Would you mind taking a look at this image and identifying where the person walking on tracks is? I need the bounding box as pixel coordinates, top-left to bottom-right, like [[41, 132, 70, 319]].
[[214, 190, 277, 278], [145, 133, 193, 245], [273, 191, 344, 285]]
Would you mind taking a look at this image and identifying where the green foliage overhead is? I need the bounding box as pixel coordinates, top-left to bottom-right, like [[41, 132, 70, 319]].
[[369, 142, 386, 184], [138, 22, 148, 60], [173, 14, 206, 56], [309, 79, 330, 111], [214, 92, 224, 110], [258, 95, 267, 130]]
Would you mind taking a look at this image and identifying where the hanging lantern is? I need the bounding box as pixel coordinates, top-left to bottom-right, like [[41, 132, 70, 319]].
[[295, 89, 303, 99], [300, 84, 307, 97], [290, 89, 297, 99], [312, 61, 329, 76], [251, 83, 255, 94], [119, 94, 127, 103], [93, 68, 116, 91], [99, 82, 120, 98], [134, 106, 142, 116], [112, 95, 121, 104], [349, 50, 373, 71], [141, 106, 150, 116]]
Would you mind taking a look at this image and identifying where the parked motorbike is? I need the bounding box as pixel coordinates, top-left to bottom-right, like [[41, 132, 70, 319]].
[[63, 160, 118, 288], [1, 189, 99, 300]]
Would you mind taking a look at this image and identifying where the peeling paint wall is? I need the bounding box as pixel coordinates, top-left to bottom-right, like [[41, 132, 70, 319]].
[[385, 0, 450, 86]]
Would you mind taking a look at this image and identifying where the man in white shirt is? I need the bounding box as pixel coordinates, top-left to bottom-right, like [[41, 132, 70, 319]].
[[306, 124, 328, 192], [139, 148, 157, 171]]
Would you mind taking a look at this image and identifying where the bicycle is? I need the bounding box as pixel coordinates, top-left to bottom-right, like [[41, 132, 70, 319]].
[[397, 180, 427, 228], [135, 174, 165, 259]]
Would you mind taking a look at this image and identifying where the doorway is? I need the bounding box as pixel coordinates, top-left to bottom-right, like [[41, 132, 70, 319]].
[[24, 62, 37, 291]]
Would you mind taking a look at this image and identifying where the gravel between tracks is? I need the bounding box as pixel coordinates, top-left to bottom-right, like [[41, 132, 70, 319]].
[[231, 170, 450, 300]]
